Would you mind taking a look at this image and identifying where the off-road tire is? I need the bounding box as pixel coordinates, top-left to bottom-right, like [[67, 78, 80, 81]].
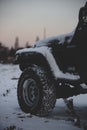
[[17, 65, 56, 116]]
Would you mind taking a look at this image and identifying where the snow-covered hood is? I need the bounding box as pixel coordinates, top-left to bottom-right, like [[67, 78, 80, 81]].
[[34, 31, 75, 47], [16, 30, 75, 55]]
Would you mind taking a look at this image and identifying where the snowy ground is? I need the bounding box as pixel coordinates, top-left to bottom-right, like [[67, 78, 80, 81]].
[[0, 64, 87, 130]]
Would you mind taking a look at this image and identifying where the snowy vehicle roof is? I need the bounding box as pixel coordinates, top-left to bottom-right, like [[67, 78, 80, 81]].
[[34, 31, 75, 47]]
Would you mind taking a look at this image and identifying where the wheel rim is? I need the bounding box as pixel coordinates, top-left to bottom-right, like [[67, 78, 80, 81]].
[[23, 78, 39, 107]]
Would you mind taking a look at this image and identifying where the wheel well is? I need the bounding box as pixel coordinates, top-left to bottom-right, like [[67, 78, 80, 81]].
[[19, 53, 54, 78]]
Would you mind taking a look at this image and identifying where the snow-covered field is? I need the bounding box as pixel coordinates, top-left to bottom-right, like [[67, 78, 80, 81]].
[[0, 64, 87, 130]]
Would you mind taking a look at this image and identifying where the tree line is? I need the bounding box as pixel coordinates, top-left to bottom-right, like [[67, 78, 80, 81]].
[[0, 42, 23, 64], [0, 36, 40, 64]]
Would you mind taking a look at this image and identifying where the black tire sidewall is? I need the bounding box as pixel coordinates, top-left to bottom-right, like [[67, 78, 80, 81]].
[[17, 69, 43, 114]]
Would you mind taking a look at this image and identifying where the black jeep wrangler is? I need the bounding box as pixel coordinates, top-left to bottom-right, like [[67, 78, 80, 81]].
[[15, 3, 87, 116]]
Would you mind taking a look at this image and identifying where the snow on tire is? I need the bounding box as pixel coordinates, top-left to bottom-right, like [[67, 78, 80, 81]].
[[17, 65, 56, 116]]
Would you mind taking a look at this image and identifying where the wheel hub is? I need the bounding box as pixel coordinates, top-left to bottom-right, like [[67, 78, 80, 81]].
[[23, 78, 39, 107]]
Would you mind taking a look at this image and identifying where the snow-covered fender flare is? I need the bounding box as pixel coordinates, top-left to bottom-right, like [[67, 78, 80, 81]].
[[16, 47, 53, 77], [16, 46, 80, 81]]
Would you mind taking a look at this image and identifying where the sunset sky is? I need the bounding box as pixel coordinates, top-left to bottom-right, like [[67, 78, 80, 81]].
[[0, 0, 86, 48]]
